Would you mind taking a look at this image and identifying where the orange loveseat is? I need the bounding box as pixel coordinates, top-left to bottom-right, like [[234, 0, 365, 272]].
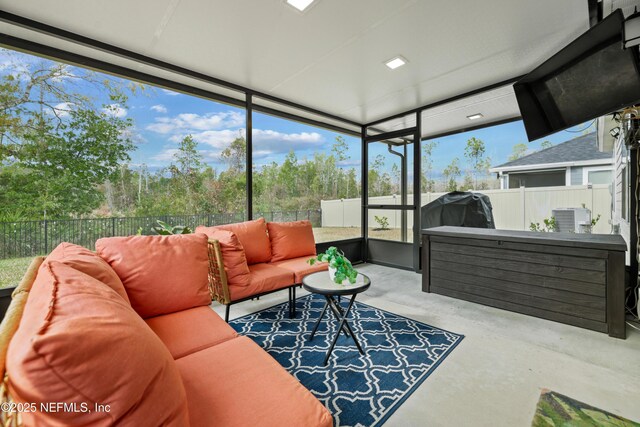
[[0, 234, 332, 427], [196, 218, 328, 322]]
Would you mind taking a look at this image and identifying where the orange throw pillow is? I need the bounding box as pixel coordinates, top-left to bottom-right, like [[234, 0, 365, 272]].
[[195, 227, 250, 287], [267, 220, 317, 262], [217, 218, 272, 264], [96, 233, 211, 318], [7, 261, 189, 426], [47, 242, 130, 304]]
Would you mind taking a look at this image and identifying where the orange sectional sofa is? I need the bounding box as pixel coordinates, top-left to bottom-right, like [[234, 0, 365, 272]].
[[0, 234, 332, 427], [196, 218, 328, 321]]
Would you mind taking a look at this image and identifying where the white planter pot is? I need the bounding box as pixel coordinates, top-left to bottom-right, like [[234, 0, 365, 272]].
[[328, 267, 350, 285], [328, 266, 337, 282]]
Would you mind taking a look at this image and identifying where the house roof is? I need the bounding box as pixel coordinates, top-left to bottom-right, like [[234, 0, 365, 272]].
[[492, 132, 611, 172]]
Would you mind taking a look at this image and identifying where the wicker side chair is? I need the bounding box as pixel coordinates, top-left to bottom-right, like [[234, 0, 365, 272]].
[[206, 239, 301, 322], [207, 239, 231, 311]]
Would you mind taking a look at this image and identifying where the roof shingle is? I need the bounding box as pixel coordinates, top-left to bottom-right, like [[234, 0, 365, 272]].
[[493, 133, 610, 169]]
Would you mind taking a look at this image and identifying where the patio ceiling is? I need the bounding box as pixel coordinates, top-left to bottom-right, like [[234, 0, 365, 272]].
[[0, 0, 589, 129]]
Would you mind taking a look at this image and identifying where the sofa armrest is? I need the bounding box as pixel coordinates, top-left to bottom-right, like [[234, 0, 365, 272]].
[[0, 256, 45, 427], [207, 239, 230, 305]]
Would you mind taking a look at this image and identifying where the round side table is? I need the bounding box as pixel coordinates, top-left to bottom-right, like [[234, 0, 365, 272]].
[[302, 271, 371, 365]]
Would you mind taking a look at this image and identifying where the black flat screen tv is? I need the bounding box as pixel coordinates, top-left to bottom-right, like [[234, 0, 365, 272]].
[[514, 9, 640, 141]]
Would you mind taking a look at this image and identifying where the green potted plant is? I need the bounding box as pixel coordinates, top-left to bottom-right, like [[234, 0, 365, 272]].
[[308, 246, 358, 284], [151, 220, 193, 235]]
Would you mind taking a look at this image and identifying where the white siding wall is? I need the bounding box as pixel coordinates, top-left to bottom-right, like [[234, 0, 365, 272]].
[[611, 135, 630, 262]]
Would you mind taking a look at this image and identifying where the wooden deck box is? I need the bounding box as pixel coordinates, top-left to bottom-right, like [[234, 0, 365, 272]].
[[421, 226, 627, 338]]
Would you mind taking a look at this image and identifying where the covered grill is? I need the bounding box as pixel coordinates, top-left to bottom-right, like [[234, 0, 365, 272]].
[[421, 191, 495, 229]]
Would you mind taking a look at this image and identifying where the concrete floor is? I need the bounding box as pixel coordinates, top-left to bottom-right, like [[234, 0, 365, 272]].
[[212, 263, 640, 427]]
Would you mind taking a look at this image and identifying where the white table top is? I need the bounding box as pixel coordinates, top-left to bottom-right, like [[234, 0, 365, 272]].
[[302, 271, 370, 295]]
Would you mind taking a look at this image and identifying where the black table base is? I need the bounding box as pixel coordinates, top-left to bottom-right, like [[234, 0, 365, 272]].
[[309, 294, 365, 365]]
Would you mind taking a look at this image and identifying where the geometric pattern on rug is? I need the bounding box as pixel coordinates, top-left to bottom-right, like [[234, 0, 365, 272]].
[[230, 293, 464, 427], [531, 389, 640, 427]]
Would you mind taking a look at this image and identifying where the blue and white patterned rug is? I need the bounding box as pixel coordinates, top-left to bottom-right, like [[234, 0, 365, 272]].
[[230, 293, 464, 427]]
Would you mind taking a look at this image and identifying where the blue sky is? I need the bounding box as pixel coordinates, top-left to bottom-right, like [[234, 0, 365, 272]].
[[2, 47, 595, 176], [426, 120, 596, 173]]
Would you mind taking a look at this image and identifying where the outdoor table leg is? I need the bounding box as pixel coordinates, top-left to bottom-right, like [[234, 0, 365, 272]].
[[323, 293, 364, 365], [309, 298, 330, 341], [327, 296, 351, 338]]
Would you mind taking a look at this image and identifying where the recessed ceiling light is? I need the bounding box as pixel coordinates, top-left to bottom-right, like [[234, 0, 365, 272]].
[[385, 56, 407, 70], [286, 0, 315, 12], [467, 113, 484, 120]]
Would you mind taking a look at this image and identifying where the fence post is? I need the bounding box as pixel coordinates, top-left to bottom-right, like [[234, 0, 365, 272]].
[[111, 217, 116, 237], [44, 220, 48, 254], [520, 186, 526, 230]]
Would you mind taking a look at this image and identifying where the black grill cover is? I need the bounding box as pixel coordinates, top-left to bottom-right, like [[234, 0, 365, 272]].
[[421, 191, 495, 229]]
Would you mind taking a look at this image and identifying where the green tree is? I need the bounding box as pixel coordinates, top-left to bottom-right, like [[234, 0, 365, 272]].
[[367, 154, 392, 197], [331, 136, 349, 162], [166, 135, 204, 214], [509, 143, 528, 161], [442, 158, 461, 192], [540, 140, 553, 150], [464, 137, 491, 190], [220, 134, 246, 172], [462, 173, 474, 190], [218, 135, 247, 213], [173, 134, 203, 175], [345, 168, 358, 198], [0, 52, 136, 219], [331, 136, 349, 197], [391, 163, 400, 194], [421, 141, 438, 192]]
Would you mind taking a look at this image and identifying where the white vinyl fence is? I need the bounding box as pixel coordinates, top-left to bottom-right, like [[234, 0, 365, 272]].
[[321, 184, 612, 234]]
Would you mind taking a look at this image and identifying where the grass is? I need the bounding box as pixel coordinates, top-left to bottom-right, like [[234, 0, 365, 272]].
[[0, 256, 33, 289]]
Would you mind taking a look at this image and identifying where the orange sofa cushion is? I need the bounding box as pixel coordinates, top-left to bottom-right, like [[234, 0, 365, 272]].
[[195, 227, 250, 287], [267, 220, 317, 262], [229, 263, 294, 301], [217, 218, 271, 264], [146, 306, 237, 359], [271, 256, 329, 283], [176, 336, 332, 427], [96, 233, 211, 318], [7, 261, 189, 426], [47, 241, 130, 303]]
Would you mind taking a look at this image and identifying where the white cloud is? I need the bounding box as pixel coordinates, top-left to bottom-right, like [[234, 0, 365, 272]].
[[161, 89, 181, 96], [121, 126, 147, 145], [150, 104, 168, 114], [146, 109, 325, 163], [146, 111, 245, 134], [168, 129, 241, 148], [102, 103, 128, 118], [166, 128, 324, 155], [49, 102, 74, 118], [338, 159, 361, 168], [253, 150, 273, 159], [152, 149, 179, 162], [251, 129, 324, 154], [0, 49, 35, 82]]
